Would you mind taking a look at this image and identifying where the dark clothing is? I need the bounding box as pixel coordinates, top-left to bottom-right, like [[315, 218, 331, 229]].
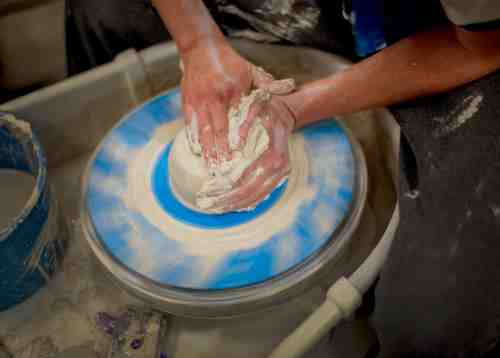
[[65, 0, 354, 74], [66, 0, 500, 356], [65, 0, 446, 73], [66, 0, 169, 74], [377, 71, 500, 358]]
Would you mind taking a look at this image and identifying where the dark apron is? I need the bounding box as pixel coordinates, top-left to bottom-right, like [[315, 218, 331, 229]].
[[374, 71, 500, 357]]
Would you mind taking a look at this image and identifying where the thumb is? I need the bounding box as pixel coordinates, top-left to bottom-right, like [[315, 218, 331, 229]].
[[264, 79, 296, 95], [252, 67, 296, 95], [252, 66, 275, 88]]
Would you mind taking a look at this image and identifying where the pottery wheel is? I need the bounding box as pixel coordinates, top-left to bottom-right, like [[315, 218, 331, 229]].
[[82, 89, 367, 317]]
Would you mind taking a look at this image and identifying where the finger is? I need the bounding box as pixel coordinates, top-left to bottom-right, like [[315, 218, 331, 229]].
[[228, 86, 246, 111], [213, 159, 288, 213], [236, 99, 270, 151], [181, 84, 191, 122], [261, 111, 290, 156], [210, 100, 230, 161], [264, 79, 296, 95], [231, 173, 286, 211], [182, 100, 192, 127], [252, 66, 275, 89], [198, 109, 217, 163], [208, 153, 276, 210], [183, 105, 204, 155]]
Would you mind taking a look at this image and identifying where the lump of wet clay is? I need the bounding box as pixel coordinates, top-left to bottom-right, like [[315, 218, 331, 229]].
[[169, 115, 270, 212], [170, 85, 295, 213], [169, 127, 210, 210], [169, 89, 272, 213]]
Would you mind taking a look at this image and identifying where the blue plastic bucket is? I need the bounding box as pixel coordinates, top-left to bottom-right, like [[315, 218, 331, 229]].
[[0, 113, 63, 311]]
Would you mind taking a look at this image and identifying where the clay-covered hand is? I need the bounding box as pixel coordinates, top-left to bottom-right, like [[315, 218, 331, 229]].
[[201, 94, 297, 213], [181, 38, 251, 163], [181, 39, 292, 164]]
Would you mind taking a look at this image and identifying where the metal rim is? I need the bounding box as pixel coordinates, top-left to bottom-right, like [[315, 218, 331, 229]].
[[0, 113, 47, 240]]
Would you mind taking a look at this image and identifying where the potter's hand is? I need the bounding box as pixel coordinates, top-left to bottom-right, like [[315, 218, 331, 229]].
[[181, 38, 252, 163], [181, 40, 291, 163], [203, 95, 297, 213]]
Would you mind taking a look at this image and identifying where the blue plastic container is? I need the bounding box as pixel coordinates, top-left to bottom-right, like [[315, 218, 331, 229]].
[[0, 112, 63, 311]]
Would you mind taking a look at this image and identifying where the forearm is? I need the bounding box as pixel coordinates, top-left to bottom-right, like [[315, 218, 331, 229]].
[[288, 25, 500, 128], [152, 0, 225, 57]]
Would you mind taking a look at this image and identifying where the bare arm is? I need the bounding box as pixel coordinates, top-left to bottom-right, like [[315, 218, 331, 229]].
[[285, 25, 500, 128], [152, 0, 224, 57]]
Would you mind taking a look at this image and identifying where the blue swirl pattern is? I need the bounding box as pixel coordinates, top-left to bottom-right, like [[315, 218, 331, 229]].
[[86, 89, 356, 290]]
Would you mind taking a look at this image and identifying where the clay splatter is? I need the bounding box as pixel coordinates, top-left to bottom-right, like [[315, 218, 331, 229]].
[[490, 205, 500, 218], [433, 94, 483, 138], [404, 189, 420, 200]]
